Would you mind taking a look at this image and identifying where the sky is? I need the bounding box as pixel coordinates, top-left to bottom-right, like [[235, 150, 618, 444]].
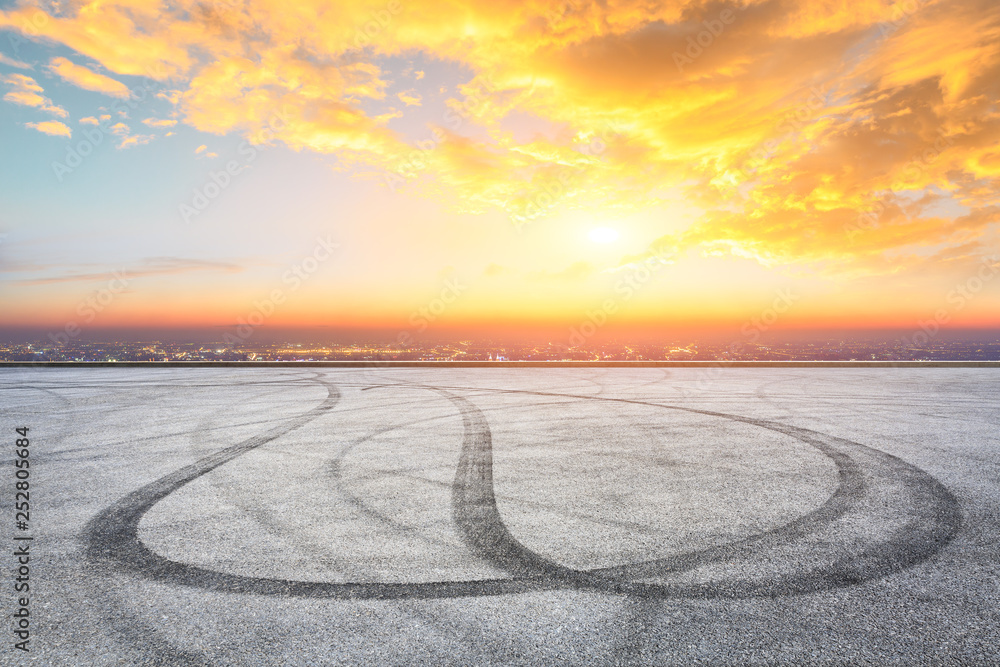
[[0, 0, 998, 344]]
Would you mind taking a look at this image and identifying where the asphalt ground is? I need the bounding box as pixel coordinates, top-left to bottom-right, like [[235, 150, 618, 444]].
[[1, 367, 997, 665]]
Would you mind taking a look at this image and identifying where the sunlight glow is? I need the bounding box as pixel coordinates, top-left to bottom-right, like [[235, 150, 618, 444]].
[[588, 227, 619, 243]]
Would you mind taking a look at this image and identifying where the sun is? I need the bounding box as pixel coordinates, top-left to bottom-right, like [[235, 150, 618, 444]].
[[588, 227, 619, 243]]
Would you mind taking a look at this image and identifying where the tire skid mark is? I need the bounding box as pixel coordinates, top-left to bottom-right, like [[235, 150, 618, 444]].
[[327, 410, 489, 555], [442, 388, 580, 581], [367, 380, 964, 598], [358, 386, 682, 541], [83, 379, 548, 599], [588, 419, 961, 598], [77, 565, 214, 667], [589, 422, 867, 582], [187, 373, 345, 585], [6, 381, 213, 664], [83, 375, 962, 603]]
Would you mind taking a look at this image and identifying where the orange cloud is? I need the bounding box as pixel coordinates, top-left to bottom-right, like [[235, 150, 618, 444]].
[[1, 73, 67, 117], [25, 120, 71, 137], [0, 4, 193, 78], [118, 134, 154, 149], [1, 0, 997, 285], [103, 121, 154, 149], [142, 117, 177, 127], [48, 56, 131, 98], [0, 52, 30, 68], [397, 89, 421, 106]]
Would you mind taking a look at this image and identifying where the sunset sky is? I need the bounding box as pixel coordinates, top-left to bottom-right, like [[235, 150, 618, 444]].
[[1, 0, 998, 342]]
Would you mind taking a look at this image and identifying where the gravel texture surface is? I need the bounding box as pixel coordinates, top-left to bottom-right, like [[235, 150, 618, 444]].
[[1, 367, 997, 665]]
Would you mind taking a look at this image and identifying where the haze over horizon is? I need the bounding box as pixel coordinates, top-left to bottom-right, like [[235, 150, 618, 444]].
[[2, 0, 999, 341]]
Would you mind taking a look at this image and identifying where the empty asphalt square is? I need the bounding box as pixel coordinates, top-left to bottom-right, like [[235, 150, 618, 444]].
[[1, 367, 997, 665]]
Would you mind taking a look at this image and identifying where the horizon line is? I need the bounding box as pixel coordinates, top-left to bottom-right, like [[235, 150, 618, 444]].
[[3, 360, 999, 368]]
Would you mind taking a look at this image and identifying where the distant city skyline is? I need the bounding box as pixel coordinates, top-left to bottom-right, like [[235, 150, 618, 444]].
[[4, 333, 999, 363]]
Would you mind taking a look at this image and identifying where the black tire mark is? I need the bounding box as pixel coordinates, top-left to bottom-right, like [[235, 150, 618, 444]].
[[327, 411, 487, 555], [443, 388, 582, 580], [185, 372, 344, 582], [78, 560, 215, 667], [17, 387, 215, 665], [585, 417, 961, 598], [360, 380, 964, 598], [83, 380, 546, 599], [628, 368, 673, 394], [83, 376, 962, 602], [332, 411, 682, 549]]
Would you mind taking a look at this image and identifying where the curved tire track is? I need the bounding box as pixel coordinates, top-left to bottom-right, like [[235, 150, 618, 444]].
[[83, 379, 962, 601], [83, 380, 538, 599]]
